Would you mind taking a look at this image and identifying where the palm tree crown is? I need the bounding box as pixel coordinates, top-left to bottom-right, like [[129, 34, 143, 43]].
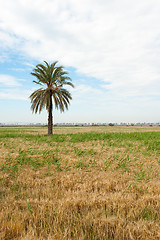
[[29, 61, 74, 135]]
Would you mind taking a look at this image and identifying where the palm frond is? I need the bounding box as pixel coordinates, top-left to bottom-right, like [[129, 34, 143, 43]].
[[33, 80, 42, 85], [30, 61, 74, 115]]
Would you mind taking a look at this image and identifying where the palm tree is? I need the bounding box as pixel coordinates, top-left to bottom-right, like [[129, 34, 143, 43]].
[[29, 61, 74, 135]]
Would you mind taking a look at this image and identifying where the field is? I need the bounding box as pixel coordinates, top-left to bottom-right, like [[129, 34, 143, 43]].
[[0, 126, 160, 239]]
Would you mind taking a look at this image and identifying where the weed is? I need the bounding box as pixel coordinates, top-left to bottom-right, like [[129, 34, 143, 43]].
[[136, 169, 146, 181], [116, 155, 130, 172], [11, 182, 19, 192], [104, 158, 113, 171], [141, 208, 159, 221], [75, 159, 88, 169], [73, 147, 84, 156], [26, 202, 33, 214], [89, 159, 97, 168], [17, 148, 28, 165], [55, 159, 62, 171]]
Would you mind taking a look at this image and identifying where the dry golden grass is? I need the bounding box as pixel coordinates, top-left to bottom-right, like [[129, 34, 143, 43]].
[[0, 126, 160, 239]]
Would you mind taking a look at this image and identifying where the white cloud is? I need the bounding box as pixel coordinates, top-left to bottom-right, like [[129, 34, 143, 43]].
[[0, 91, 26, 100], [0, 0, 160, 122], [0, 75, 22, 86], [0, 87, 34, 101], [0, 74, 34, 100], [1, 1, 160, 79]]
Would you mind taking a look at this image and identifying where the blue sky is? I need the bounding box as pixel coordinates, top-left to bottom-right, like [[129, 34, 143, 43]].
[[0, 0, 160, 124]]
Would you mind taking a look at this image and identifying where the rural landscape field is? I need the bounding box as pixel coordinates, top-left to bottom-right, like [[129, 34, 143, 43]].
[[0, 125, 160, 239]]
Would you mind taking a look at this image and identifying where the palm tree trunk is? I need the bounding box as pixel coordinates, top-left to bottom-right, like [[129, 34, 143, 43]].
[[48, 91, 53, 135]]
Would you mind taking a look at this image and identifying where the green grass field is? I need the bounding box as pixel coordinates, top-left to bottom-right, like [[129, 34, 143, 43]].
[[0, 126, 160, 239]]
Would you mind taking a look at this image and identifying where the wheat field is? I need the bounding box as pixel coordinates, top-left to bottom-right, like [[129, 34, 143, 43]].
[[0, 126, 160, 239]]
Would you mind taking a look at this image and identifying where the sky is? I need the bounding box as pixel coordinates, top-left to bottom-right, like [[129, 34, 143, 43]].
[[0, 0, 160, 124]]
